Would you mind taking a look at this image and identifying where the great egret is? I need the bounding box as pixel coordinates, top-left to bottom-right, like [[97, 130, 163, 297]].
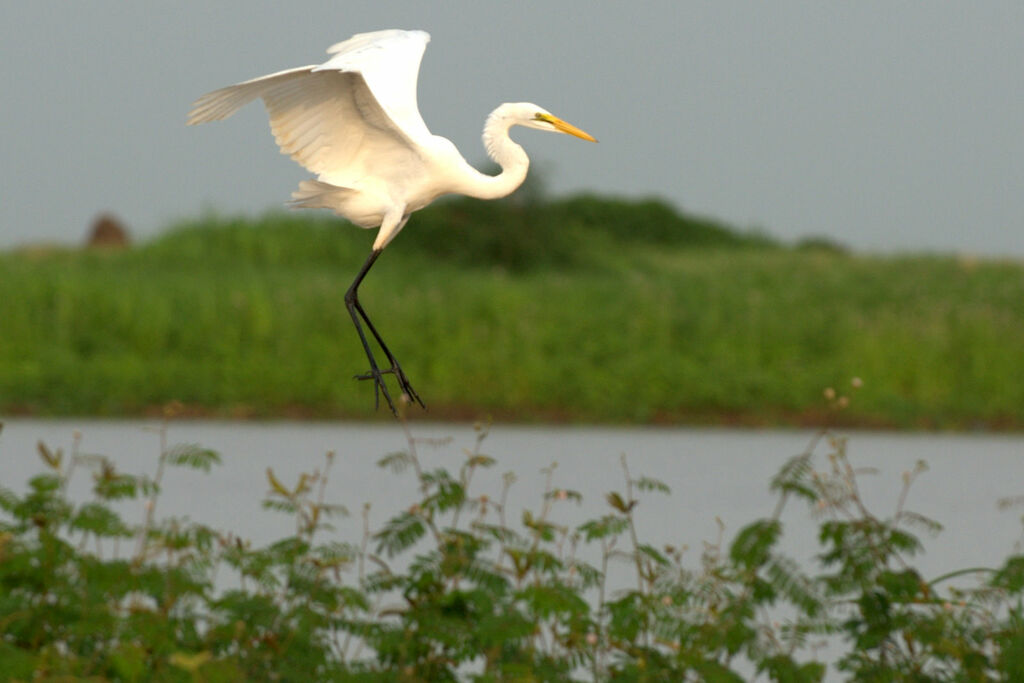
[[187, 29, 596, 415]]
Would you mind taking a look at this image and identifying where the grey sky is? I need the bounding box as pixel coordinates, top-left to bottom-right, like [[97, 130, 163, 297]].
[[3, 2, 1022, 255]]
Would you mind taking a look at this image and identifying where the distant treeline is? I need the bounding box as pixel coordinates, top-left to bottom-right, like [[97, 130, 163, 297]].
[[147, 194, 783, 272]]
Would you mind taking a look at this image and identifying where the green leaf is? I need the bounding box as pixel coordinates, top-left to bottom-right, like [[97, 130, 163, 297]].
[[730, 519, 781, 569], [110, 642, 148, 682], [997, 613, 1024, 678], [568, 560, 603, 589], [606, 591, 645, 642], [606, 491, 635, 513], [522, 510, 559, 542], [71, 502, 132, 538], [770, 453, 817, 502], [262, 499, 298, 515], [464, 453, 496, 469], [164, 443, 220, 471], [760, 654, 826, 682], [473, 522, 525, 547], [377, 450, 413, 474], [93, 471, 142, 501], [693, 657, 746, 682], [878, 568, 923, 601], [636, 543, 669, 567], [267, 536, 309, 563], [895, 510, 942, 536], [28, 473, 60, 494], [993, 555, 1024, 592], [634, 476, 670, 495], [37, 441, 62, 470], [313, 540, 358, 565], [266, 467, 298, 498], [424, 476, 465, 514], [518, 583, 589, 619], [764, 555, 822, 616], [312, 502, 349, 519], [0, 486, 19, 513], [886, 527, 923, 556], [463, 558, 511, 595], [524, 548, 564, 575], [374, 511, 427, 558], [577, 515, 628, 541]]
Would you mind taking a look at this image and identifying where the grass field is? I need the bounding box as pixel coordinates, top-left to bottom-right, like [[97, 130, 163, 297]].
[[2, 196, 1022, 427]]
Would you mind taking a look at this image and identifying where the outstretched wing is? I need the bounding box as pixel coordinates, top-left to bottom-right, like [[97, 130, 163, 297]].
[[187, 30, 432, 187], [318, 29, 432, 144]]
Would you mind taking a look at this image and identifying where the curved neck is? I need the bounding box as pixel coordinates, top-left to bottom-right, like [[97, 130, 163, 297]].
[[456, 106, 530, 200]]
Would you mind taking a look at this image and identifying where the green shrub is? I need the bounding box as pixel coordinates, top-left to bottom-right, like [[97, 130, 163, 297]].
[[1, 418, 1023, 680], [143, 193, 774, 275], [400, 193, 776, 271]]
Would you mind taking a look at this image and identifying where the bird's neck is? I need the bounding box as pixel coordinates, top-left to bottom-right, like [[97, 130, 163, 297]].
[[458, 107, 530, 200]]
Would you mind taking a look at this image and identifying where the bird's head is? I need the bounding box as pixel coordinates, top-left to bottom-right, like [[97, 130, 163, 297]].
[[502, 103, 597, 142]]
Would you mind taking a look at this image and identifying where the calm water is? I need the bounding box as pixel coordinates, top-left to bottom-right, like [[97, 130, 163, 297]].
[[2, 419, 1022, 579]]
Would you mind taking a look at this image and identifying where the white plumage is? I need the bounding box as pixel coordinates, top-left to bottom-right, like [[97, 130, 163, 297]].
[[188, 29, 595, 414]]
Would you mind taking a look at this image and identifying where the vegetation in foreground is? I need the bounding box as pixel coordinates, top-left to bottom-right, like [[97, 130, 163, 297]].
[[2, 415, 1024, 680], [1, 194, 1022, 427]]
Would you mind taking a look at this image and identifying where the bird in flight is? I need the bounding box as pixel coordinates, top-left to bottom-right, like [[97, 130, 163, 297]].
[[188, 29, 596, 415]]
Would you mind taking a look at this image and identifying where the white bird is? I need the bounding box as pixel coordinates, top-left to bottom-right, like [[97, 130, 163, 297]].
[[187, 29, 596, 415]]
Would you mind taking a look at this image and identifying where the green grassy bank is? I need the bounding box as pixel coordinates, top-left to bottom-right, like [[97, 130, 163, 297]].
[[2, 196, 1022, 427]]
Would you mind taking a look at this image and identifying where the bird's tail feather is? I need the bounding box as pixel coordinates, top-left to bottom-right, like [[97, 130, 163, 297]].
[[288, 179, 352, 211]]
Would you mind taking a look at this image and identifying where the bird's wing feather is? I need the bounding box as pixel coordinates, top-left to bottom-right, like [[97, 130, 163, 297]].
[[189, 63, 424, 187], [261, 69, 423, 185], [187, 66, 314, 125], [316, 29, 433, 144]]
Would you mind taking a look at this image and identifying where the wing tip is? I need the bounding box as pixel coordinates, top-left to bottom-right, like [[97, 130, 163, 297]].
[[325, 29, 430, 56]]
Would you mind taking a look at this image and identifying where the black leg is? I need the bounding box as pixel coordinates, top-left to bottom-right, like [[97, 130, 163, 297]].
[[344, 249, 424, 414]]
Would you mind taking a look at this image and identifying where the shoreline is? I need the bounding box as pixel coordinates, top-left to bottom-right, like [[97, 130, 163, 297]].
[[3, 402, 1021, 434]]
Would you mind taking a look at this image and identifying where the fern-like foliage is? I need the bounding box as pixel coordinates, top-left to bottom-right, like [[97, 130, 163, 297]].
[[164, 443, 221, 471], [374, 510, 427, 558]]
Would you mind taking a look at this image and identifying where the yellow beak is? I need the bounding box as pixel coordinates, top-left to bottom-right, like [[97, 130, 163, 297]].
[[542, 114, 597, 142]]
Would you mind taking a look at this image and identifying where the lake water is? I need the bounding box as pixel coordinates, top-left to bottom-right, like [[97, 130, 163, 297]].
[[2, 419, 1022, 579]]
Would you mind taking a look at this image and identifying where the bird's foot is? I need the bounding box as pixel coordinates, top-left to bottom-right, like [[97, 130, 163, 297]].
[[355, 362, 424, 415]]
